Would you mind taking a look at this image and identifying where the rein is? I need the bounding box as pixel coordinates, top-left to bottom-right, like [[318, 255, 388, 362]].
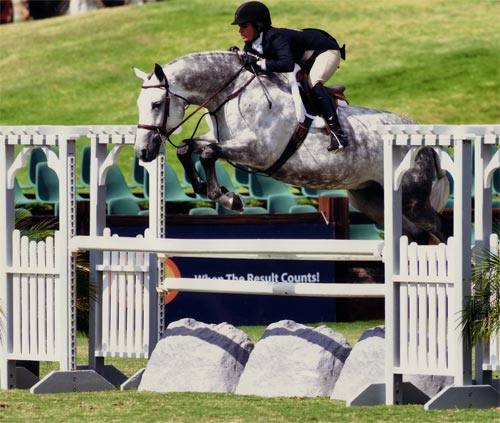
[[137, 66, 253, 143]]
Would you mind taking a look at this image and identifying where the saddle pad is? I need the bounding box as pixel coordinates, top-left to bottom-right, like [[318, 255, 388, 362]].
[[288, 65, 325, 129]]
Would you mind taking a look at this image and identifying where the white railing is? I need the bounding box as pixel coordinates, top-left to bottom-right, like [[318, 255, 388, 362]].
[[394, 236, 455, 375], [1, 124, 499, 402], [6, 230, 62, 362], [95, 229, 155, 358]]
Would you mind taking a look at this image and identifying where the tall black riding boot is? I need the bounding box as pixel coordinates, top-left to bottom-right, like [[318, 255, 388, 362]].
[[311, 83, 349, 151]]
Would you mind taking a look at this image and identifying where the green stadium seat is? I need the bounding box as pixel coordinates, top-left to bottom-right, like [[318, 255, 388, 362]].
[[35, 162, 60, 215], [28, 147, 48, 188], [144, 163, 195, 202], [131, 156, 145, 188], [188, 207, 217, 215], [289, 204, 318, 213], [107, 197, 142, 215], [106, 165, 144, 203], [79, 145, 91, 187], [248, 173, 294, 199], [14, 178, 38, 206], [349, 224, 383, 240]]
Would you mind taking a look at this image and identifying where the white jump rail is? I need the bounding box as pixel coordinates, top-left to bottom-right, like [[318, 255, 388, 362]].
[[69, 235, 384, 261], [69, 234, 386, 298], [158, 278, 385, 298]]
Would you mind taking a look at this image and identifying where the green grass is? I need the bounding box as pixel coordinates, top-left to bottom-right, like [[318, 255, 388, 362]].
[[0, 390, 498, 423], [0, 2, 499, 421], [0, 0, 499, 182], [1, 320, 499, 423]]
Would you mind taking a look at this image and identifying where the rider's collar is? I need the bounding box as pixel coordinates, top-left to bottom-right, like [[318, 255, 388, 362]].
[[252, 32, 264, 54]]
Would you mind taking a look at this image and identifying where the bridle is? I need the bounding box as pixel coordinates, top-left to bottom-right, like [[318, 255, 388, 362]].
[[136, 66, 251, 143], [136, 79, 175, 137]]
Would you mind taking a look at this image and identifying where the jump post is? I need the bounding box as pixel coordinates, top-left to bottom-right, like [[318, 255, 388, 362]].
[[1, 124, 499, 409]]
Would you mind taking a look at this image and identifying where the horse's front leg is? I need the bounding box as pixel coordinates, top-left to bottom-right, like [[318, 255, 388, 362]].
[[176, 138, 209, 196], [200, 143, 244, 211]]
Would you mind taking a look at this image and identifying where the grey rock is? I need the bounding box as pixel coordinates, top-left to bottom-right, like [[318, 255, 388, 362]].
[[331, 326, 453, 402], [235, 320, 351, 397], [139, 318, 254, 393]]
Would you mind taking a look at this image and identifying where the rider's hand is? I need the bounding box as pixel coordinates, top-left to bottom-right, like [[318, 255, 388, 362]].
[[243, 53, 262, 72], [243, 54, 258, 66]]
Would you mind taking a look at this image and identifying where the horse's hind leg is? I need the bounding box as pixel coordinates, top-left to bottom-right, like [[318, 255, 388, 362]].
[[348, 183, 434, 244], [347, 183, 385, 227], [401, 193, 452, 243]]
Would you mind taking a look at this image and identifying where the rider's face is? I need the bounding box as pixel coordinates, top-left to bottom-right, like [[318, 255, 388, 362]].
[[238, 23, 257, 43]]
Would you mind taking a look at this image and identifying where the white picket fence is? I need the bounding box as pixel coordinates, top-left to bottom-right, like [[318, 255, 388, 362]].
[[94, 228, 154, 358], [1, 124, 498, 405], [6, 230, 62, 362], [394, 236, 456, 376], [4, 227, 156, 369]]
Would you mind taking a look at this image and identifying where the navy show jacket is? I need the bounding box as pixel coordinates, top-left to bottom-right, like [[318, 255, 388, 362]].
[[243, 27, 341, 73]]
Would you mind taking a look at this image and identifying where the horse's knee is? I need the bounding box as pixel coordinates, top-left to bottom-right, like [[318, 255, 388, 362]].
[[200, 143, 220, 165], [176, 140, 191, 160]]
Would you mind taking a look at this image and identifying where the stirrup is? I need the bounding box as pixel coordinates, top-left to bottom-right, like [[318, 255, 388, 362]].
[[327, 132, 346, 151]]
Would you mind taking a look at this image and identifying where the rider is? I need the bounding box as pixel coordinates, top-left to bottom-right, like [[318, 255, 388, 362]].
[[231, 1, 348, 151]]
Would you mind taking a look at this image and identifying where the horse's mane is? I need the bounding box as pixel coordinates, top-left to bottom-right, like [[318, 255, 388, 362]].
[[165, 50, 239, 67]]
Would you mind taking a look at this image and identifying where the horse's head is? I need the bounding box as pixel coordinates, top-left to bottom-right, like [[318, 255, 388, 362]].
[[133, 64, 187, 162]]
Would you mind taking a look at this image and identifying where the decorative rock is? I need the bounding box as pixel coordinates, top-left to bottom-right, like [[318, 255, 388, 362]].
[[331, 326, 453, 402], [235, 320, 351, 397], [139, 318, 254, 393], [331, 326, 385, 402]]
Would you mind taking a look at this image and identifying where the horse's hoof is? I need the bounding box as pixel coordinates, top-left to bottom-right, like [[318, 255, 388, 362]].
[[217, 192, 244, 212]]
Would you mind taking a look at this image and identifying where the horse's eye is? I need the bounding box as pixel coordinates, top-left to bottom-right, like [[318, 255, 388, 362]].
[[152, 101, 162, 110]]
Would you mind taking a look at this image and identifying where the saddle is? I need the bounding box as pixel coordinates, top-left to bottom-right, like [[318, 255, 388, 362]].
[[295, 69, 348, 116]]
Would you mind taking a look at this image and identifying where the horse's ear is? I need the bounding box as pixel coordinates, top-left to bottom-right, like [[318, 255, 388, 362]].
[[133, 67, 148, 81], [154, 63, 166, 82]]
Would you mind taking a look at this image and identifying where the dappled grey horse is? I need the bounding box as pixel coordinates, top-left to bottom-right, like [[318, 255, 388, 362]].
[[134, 51, 450, 244]]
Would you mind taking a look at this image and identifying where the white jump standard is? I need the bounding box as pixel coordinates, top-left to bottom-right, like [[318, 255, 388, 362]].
[[1, 125, 498, 409]]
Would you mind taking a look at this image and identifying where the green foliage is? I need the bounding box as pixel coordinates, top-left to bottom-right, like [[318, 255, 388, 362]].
[[12, 212, 98, 333], [462, 246, 500, 348]]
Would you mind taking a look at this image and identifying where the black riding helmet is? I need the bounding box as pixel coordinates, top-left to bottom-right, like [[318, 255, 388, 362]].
[[231, 1, 271, 27]]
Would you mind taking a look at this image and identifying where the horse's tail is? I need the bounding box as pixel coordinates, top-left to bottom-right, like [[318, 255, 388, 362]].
[[429, 148, 450, 213]]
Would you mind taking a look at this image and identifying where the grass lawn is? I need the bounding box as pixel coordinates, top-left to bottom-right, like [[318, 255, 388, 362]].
[[0, 0, 498, 182], [0, 1, 499, 421], [1, 320, 499, 423]]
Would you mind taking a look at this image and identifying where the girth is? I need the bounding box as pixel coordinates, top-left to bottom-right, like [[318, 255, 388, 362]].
[[264, 116, 313, 176]]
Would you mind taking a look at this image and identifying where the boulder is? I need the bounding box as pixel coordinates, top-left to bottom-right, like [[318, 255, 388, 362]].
[[139, 318, 254, 393], [331, 326, 453, 402], [235, 320, 351, 397]]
